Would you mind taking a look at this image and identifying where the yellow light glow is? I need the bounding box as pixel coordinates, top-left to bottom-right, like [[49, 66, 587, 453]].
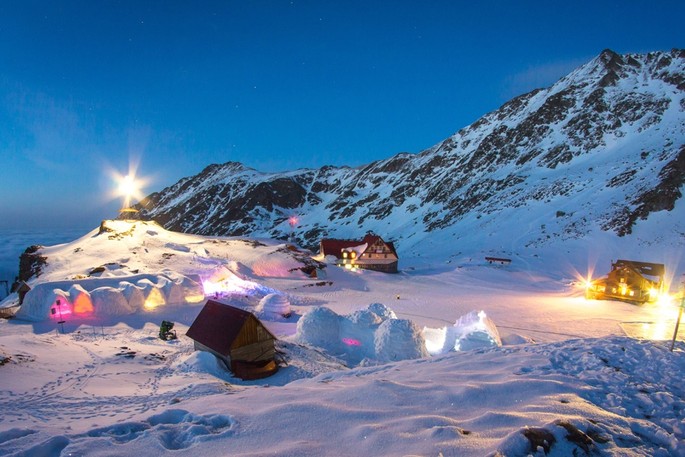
[[108, 160, 150, 210], [144, 288, 166, 310], [118, 175, 136, 197], [656, 293, 674, 308], [72, 293, 94, 314], [184, 292, 206, 304], [117, 174, 142, 209]]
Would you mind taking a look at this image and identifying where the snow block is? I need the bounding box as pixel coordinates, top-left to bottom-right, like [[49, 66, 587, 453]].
[[91, 287, 134, 316], [296, 304, 428, 365], [119, 282, 146, 311], [452, 310, 502, 351], [375, 319, 428, 362], [295, 306, 342, 350]]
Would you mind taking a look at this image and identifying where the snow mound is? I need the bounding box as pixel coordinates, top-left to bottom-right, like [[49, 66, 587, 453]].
[[295, 306, 341, 349], [375, 319, 428, 362], [250, 245, 309, 278], [201, 266, 276, 297], [423, 310, 502, 355], [453, 310, 502, 351], [174, 351, 233, 381], [294, 304, 426, 366], [256, 293, 291, 318], [367, 302, 397, 320]]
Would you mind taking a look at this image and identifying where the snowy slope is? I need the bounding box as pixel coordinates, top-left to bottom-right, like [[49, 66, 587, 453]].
[[2, 327, 684, 456], [4, 220, 324, 322], [1, 221, 685, 456], [137, 49, 685, 267]]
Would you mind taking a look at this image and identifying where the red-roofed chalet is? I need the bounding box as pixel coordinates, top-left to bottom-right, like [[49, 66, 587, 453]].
[[319, 234, 398, 273]]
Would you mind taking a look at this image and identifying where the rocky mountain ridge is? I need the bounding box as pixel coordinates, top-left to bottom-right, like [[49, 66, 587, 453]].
[[137, 49, 685, 256]]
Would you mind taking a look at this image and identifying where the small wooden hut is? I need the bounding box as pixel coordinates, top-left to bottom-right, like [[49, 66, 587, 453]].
[[186, 300, 278, 380]]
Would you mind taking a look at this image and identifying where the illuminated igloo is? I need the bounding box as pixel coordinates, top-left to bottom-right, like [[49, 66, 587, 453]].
[[68, 284, 94, 315], [119, 282, 146, 311], [257, 293, 291, 318], [91, 287, 133, 316]]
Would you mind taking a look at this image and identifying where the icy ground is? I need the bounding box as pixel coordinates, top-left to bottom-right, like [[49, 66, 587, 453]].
[[1, 221, 684, 456]]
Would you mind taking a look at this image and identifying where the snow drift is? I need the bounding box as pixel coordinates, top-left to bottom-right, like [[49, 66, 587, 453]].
[[295, 303, 428, 365]]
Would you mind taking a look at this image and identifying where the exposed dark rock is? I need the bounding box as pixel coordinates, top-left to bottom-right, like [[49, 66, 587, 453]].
[[606, 170, 638, 188], [617, 145, 685, 235], [522, 427, 556, 453], [18, 245, 47, 282]]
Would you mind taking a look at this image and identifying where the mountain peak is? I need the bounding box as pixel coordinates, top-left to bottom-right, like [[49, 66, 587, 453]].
[[598, 48, 621, 65], [138, 50, 685, 258]]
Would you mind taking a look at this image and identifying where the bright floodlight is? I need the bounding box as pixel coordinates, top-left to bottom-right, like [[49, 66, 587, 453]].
[[117, 174, 140, 209]]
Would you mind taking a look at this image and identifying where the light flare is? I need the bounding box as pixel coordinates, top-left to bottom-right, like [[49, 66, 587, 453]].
[[570, 264, 596, 294], [106, 157, 150, 210], [115, 173, 144, 209]]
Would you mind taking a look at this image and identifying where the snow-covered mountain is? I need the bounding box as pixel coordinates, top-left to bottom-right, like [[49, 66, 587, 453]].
[[138, 49, 685, 257]]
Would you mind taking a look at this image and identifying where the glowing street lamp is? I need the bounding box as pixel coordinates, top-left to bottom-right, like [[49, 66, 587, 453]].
[[670, 276, 685, 351], [117, 174, 139, 210], [114, 171, 147, 220]]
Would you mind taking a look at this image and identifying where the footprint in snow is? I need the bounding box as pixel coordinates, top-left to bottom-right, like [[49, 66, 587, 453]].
[[73, 409, 236, 450]]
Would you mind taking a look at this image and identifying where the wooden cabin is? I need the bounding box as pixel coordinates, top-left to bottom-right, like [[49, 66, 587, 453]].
[[186, 300, 278, 380], [319, 234, 398, 273]]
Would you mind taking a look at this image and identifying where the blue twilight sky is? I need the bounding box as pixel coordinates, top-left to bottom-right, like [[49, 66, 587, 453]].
[[0, 1, 683, 231]]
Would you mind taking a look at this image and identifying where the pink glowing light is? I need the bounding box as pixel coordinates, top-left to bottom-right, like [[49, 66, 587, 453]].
[[342, 338, 361, 346], [50, 299, 73, 320], [288, 215, 299, 228]]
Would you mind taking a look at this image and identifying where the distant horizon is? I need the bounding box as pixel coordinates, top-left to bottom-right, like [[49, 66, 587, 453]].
[[1, 1, 684, 230]]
